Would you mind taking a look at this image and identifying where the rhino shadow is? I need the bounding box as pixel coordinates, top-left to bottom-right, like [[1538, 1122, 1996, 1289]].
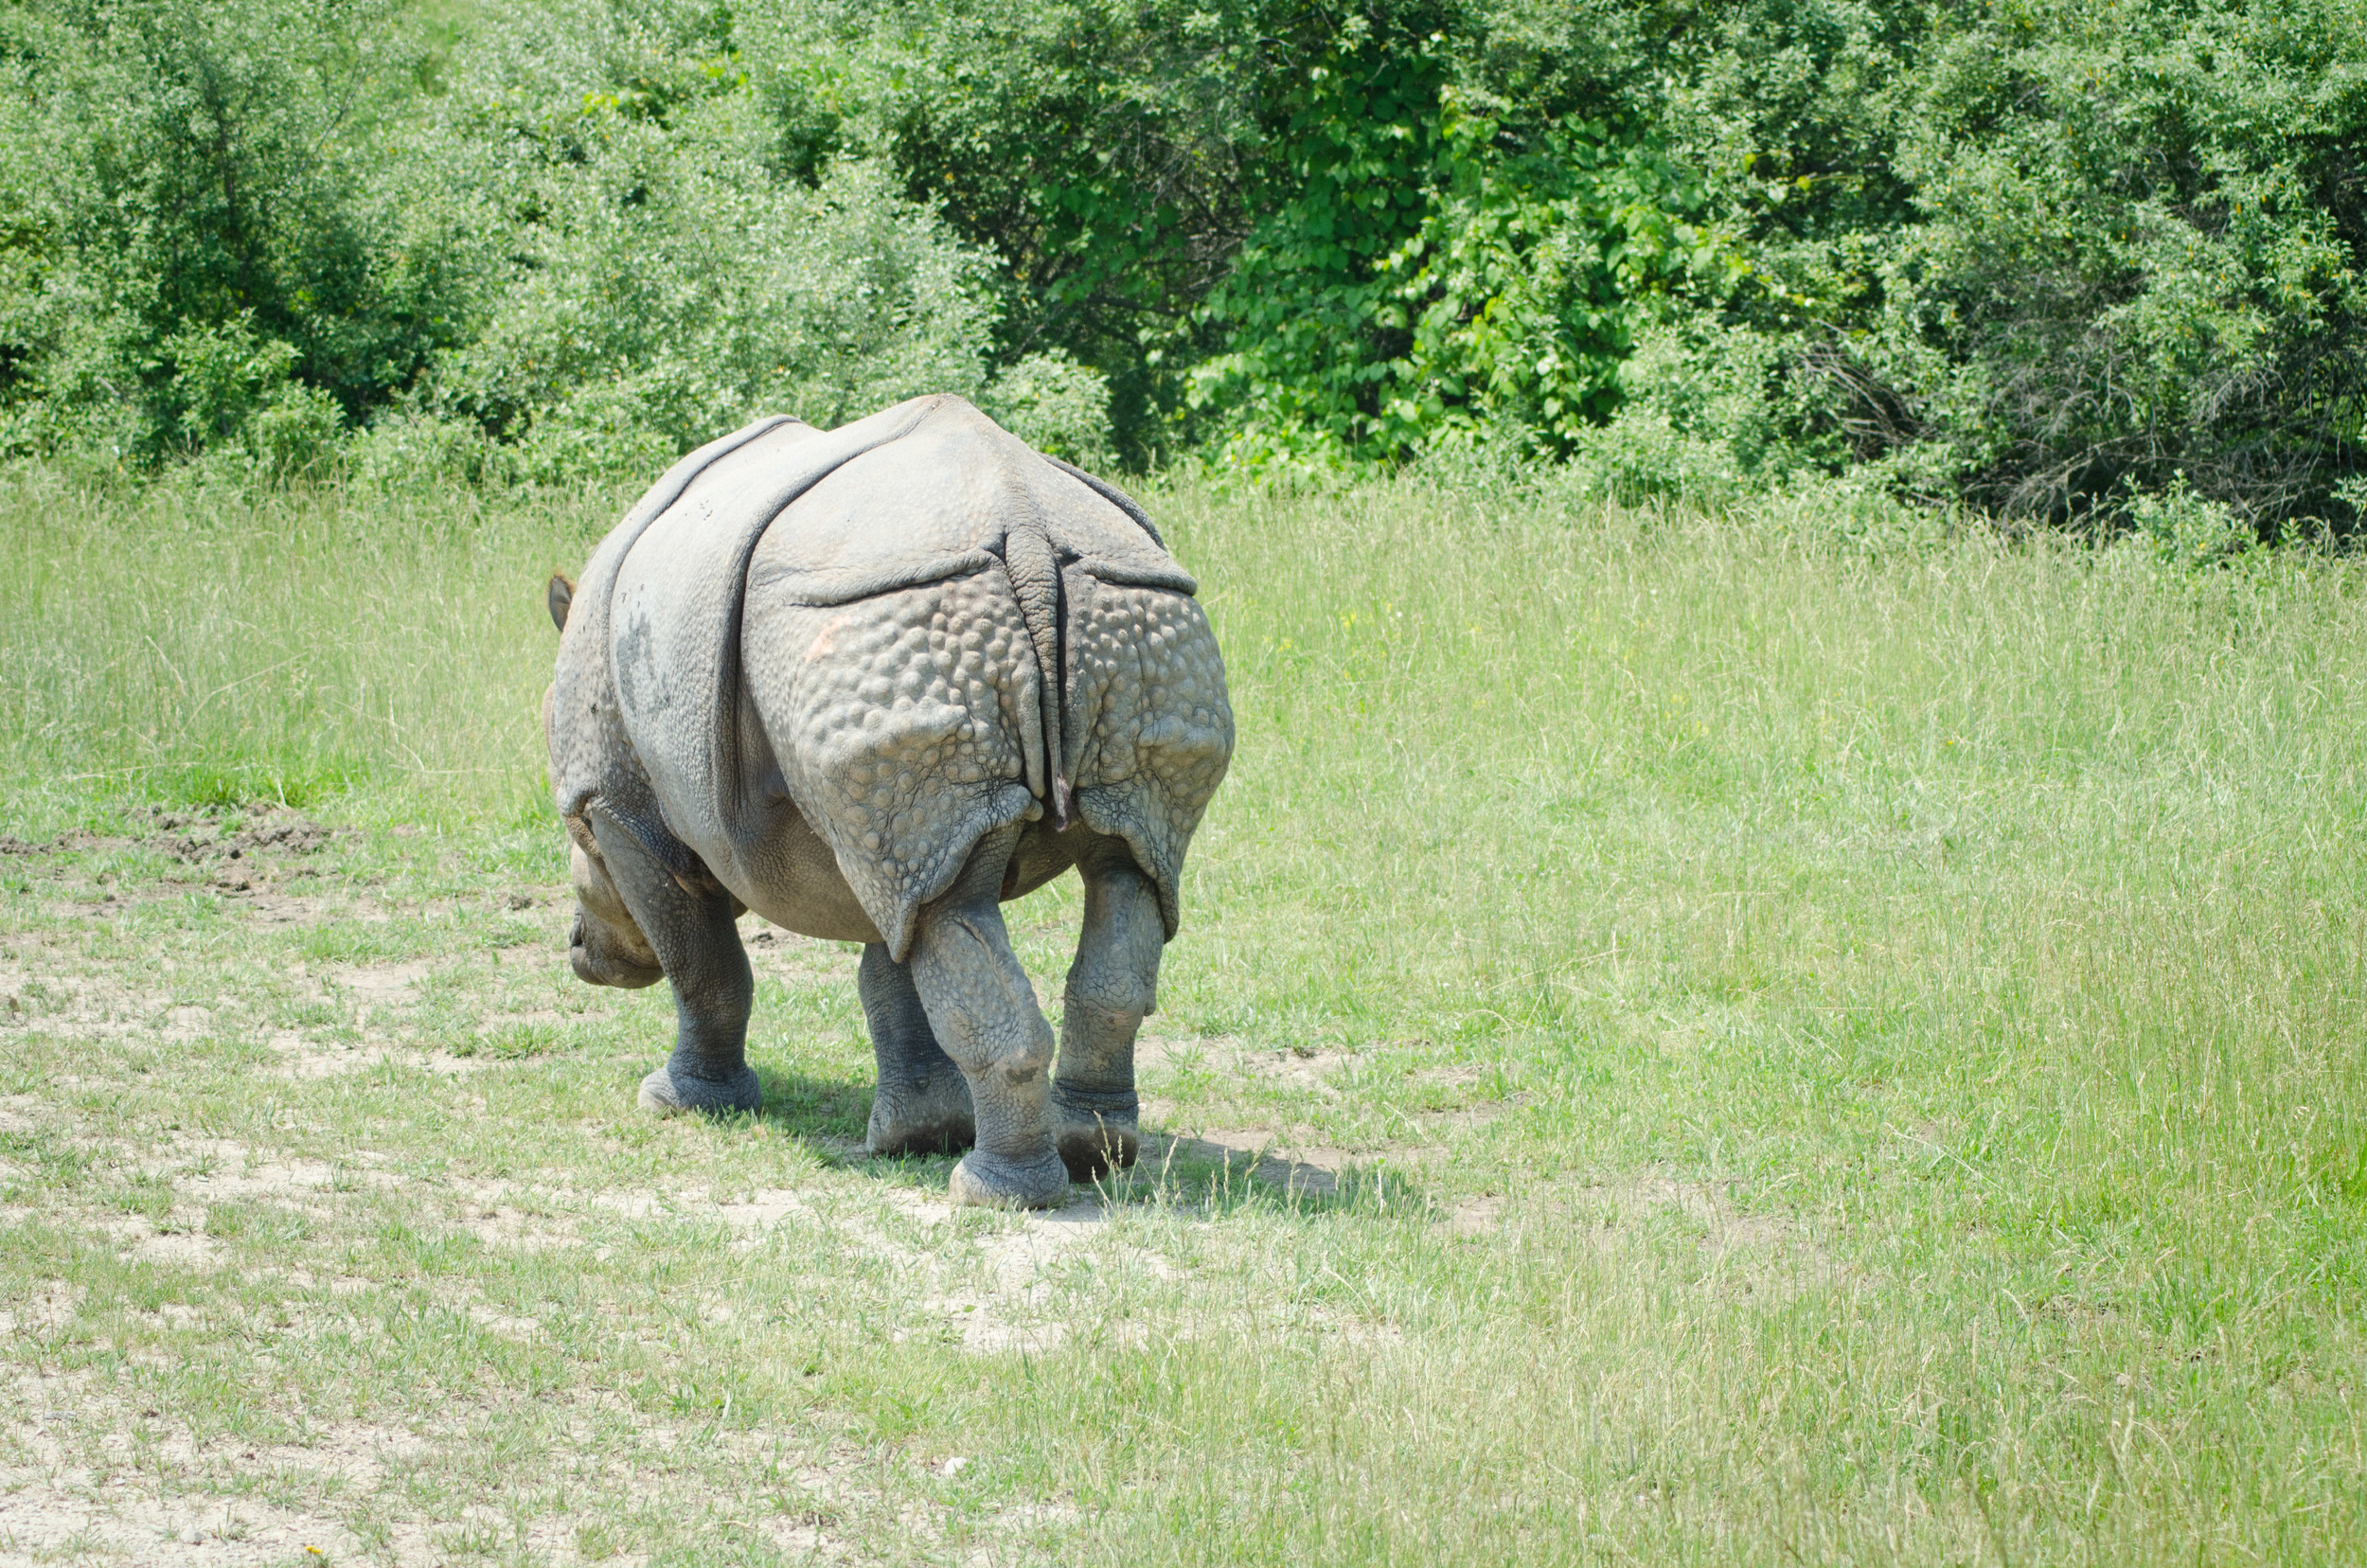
[[744, 1061, 1423, 1219], [746, 1062, 884, 1159]]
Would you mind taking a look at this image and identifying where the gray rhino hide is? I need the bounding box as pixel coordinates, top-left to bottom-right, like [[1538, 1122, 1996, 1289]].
[[548, 395, 1230, 961]]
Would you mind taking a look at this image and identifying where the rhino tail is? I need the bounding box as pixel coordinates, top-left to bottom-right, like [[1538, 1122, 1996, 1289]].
[[1004, 517, 1069, 829]]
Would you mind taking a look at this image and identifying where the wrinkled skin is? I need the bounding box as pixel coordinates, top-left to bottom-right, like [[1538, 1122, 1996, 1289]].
[[542, 396, 1232, 1208]]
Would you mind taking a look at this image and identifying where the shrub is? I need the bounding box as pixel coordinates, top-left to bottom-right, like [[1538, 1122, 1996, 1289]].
[[0, 0, 477, 467], [979, 349, 1116, 469], [414, 3, 1001, 480], [0, 0, 1002, 484], [1656, 0, 2367, 527], [2, 0, 2361, 525]]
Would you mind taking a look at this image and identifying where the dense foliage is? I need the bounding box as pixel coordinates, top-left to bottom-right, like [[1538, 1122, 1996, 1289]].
[[3, 0, 2362, 527]]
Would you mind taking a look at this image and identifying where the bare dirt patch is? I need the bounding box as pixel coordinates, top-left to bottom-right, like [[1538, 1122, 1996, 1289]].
[[744, 926, 861, 991], [0, 1376, 924, 1568], [0, 971, 179, 1043], [101, 1215, 222, 1271], [148, 1139, 401, 1203], [228, 888, 345, 925], [0, 1281, 86, 1340], [0, 1456, 370, 1565], [0, 829, 136, 860], [325, 958, 435, 1004], [894, 1191, 1137, 1356], [264, 1029, 387, 1079], [1231, 1043, 1357, 1097], [431, 1171, 1165, 1361], [1, 805, 346, 913], [145, 804, 336, 865]]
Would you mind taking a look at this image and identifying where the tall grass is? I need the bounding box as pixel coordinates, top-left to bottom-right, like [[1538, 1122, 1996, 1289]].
[[0, 468, 621, 825], [1132, 479, 2367, 1562], [5, 465, 2365, 1559]]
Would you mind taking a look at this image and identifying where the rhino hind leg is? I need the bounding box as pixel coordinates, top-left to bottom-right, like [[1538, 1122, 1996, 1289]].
[[589, 814, 762, 1118], [860, 944, 977, 1155], [906, 825, 1070, 1209], [1053, 835, 1163, 1180]]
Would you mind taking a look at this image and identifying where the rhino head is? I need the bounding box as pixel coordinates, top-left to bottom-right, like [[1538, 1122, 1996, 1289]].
[[544, 574, 663, 989]]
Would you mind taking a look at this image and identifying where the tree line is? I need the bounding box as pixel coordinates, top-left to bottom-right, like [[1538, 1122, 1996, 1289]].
[[3, 0, 2362, 530]]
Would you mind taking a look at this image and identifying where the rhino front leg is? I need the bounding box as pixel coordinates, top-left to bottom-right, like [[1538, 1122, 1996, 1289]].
[[590, 812, 761, 1117], [907, 825, 1068, 1209], [860, 944, 977, 1155], [1054, 836, 1164, 1180]]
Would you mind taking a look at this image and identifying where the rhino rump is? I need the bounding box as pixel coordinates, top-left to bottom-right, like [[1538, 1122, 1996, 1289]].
[[552, 395, 1229, 963], [742, 569, 1046, 961], [1059, 570, 1234, 938], [742, 566, 1230, 959]]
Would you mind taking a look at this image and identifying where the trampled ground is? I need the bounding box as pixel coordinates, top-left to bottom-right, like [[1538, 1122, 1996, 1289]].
[[4, 474, 2365, 1564], [0, 804, 1660, 1565]]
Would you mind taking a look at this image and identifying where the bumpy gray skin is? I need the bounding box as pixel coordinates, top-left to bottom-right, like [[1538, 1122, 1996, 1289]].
[[542, 396, 1232, 1208]]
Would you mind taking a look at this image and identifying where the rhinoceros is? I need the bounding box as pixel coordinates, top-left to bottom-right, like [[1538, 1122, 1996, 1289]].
[[542, 395, 1234, 1208]]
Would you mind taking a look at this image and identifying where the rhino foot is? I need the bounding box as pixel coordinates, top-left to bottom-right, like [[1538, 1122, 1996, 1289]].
[[947, 1149, 1071, 1210], [867, 1071, 977, 1156], [636, 1063, 762, 1117], [1054, 1091, 1140, 1182]]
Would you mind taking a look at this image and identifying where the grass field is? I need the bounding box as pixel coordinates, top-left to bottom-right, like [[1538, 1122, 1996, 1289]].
[[3, 465, 2366, 1565]]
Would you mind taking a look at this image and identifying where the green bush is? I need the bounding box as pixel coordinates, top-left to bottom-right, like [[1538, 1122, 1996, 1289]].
[[854, 0, 1708, 469], [1648, 0, 2367, 526], [861, 0, 2367, 521], [415, 2, 1005, 481], [0, 0, 2358, 527], [0, 0, 474, 467], [979, 349, 1116, 470], [0, 0, 1021, 484]]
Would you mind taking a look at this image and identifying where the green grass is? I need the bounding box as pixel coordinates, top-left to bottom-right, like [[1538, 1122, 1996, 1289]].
[[2, 465, 2364, 1563], [0, 466, 611, 824]]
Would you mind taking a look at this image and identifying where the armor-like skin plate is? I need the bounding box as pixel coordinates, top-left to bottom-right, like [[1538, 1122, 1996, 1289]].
[[543, 395, 1233, 1208]]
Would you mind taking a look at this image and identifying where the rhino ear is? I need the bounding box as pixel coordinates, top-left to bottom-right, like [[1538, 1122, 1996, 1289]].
[[546, 574, 576, 632]]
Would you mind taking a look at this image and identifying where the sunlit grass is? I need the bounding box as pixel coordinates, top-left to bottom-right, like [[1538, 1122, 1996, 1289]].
[[0, 467, 617, 824], [2, 465, 2365, 1562]]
